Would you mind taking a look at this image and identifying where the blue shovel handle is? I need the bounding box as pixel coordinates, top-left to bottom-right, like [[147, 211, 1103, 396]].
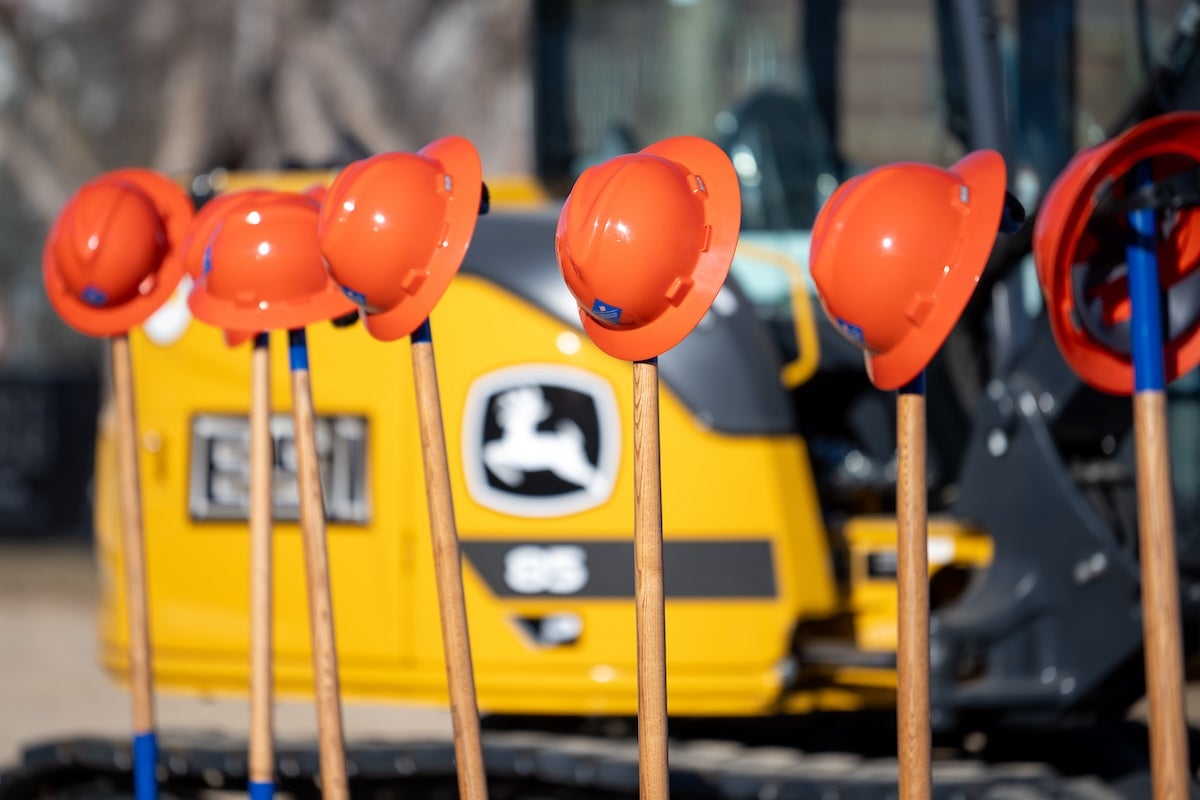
[[1122, 158, 1193, 800], [1126, 161, 1166, 392], [288, 328, 309, 373], [133, 730, 158, 800]]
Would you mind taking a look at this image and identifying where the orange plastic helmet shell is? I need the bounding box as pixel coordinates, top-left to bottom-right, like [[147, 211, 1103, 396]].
[[809, 150, 1007, 391], [317, 136, 483, 342], [43, 168, 193, 337], [187, 192, 357, 333], [179, 189, 273, 348], [1032, 111, 1200, 395], [180, 189, 273, 279], [554, 136, 741, 361]]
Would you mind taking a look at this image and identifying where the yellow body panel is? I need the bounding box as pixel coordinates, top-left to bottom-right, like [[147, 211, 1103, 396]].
[[95, 263, 852, 716], [845, 515, 993, 654]]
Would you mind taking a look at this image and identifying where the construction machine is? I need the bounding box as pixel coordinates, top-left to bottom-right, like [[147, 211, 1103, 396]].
[[5, 1, 1200, 797]]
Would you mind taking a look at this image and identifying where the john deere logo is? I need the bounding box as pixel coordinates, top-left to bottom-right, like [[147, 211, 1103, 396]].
[[462, 364, 620, 518]]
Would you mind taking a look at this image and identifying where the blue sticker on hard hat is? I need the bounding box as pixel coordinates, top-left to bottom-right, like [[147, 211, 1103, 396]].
[[591, 299, 622, 324], [835, 317, 864, 346], [202, 246, 214, 276], [341, 285, 367, 306], [81, 284, 109, 307]]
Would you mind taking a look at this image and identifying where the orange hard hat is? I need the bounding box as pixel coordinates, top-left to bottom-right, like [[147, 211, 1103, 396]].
[[809, 150, 1008, 391], [555, 136, 741, 361], [180, 189, 272, 279], [1032, 111, 1200, 395], [179, 189, 274, 348], [317, 136, 483, 341], [187, 191, 357, 333], [43, 168, 193, 337]]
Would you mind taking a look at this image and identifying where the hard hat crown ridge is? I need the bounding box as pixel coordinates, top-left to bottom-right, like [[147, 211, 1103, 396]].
[[555, 135, 742, 361], [317, 135, 485, 341], [809, 150, 1008, 390], [43, 167, 194, 337]]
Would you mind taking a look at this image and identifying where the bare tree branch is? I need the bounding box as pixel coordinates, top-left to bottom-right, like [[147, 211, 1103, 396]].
[[275, 28, 343, 166], [151, 44, 214, 175], [304, 22, 412, 154], [0, 10, 104, 184], [0, 114, 73, 219]]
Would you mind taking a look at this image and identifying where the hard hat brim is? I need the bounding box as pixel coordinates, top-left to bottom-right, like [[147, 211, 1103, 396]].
[[1033, 148, 1101, 298], [44, 168, 193, 337], [361, 301, 423, 343], [1036, 111, 1200, 395], [1034, 141, 1123, 393], [188, 271, 357, 334], [224, 329, 255, 347], [357, 136, 483, 342], [578, 136, 741, 361], [865, 150, 1007, 390]]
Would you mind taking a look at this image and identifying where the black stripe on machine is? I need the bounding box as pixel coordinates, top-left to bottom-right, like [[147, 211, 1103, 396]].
[[460, 539, 777, 598]]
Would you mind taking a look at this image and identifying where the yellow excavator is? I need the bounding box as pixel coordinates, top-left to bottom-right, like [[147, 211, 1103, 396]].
[[8, 1, 1200, 798]]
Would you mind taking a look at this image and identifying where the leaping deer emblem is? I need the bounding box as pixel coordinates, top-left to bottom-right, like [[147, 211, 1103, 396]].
[[483, 386, 608, 496]]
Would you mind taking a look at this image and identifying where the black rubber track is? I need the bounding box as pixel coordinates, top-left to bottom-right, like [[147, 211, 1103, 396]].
[[0, 730, 1162, 800]]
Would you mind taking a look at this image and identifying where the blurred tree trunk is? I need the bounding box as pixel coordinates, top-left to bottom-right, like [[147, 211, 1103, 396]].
[[0, 0, 532, 364]]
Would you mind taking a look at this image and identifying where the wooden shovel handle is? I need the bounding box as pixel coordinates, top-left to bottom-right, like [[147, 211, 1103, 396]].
[[633, 359, 669, 800], [249, 334, 275, 789], [1125, 162, 1190, 799], [896, 381, 930, 800], [1134, 392, 1190, 800], [288, 332, 349, 800], [111, 334, 156, 736], [411, 326, 488, 800]]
